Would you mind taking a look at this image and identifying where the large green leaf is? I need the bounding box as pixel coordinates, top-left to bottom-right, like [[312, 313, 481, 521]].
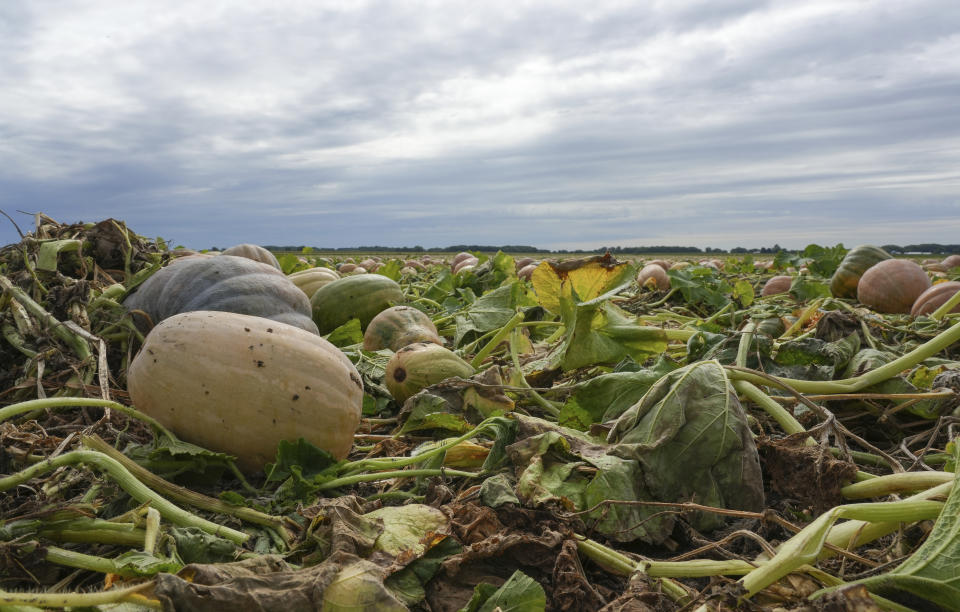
[[459, 569, 547, 612], [607, 360, 765, 532], [558, 356, 679, 429], [553, 301, 670, 371]]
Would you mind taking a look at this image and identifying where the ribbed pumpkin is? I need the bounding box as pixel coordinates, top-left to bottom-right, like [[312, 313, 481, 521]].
[[127, 311, 363, 472], [123, 255, 317, 333], [830, 245, 891, 298], [221, 243, 282, 270], [385, 342, 476, 403], [911, 281, 960, 317], [453, 257, 479, 274], [942, 255, 960, 269], [310, 274, 404, 334], [761, 275, 793, 296], [857, 259, 931, 314], [517, 263, 538, 281], [637, 264, 670, 291], [451, 252, 474, 268], [288, 267, 340, 299], [363, 306, 441, 351]]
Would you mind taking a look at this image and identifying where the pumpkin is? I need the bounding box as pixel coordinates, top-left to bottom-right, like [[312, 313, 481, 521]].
[[127, 311, 363, 472], [453, 257, 479, 274], [338, 263, 358, 273], [288, 267, 340, 299], [123, 255, 318, 333], [911, 281, 960, 317], [385, 342, 475, 403], [221, 244, 282, 270], [646, 259, 672, 270], [363, 305, 441, 351], [310, 274, 404, 333], [857, 259, 931, 314], [761, 275, 793, 296], [517, 263, 538, 281], [830, 245, 891, 298], [942, 255, 960, 269], [451, 252, 474, 268], [514, 257, 535, 271], [637, 264, 670, 291]]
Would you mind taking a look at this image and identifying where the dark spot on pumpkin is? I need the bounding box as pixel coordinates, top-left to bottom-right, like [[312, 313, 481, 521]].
[[205, 390, 209, 395], [305, 385, 311, 390], [147, 349, 154, 355], [393, 368, 406, 382], [292, 394, 299, 400], [153, 358, 157, 363], [272, 418, 277, 424], [249, 345, 254, 350], [266, 328, 273, 333], [350, 372, 362, 390], [256, 360, 265, 367], [244, 327, 251, 332]]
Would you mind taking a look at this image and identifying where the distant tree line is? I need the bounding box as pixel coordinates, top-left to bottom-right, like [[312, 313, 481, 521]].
[[251, 243, 960, 255]]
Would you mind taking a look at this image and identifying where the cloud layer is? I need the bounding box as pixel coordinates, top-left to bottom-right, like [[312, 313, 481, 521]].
[[2, 1, 959, 250]]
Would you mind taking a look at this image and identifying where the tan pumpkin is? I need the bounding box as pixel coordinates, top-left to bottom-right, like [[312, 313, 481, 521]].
[[761, 275, 793, 297], [517, 263, 538, 281], [288, 267, 341, 299], [451, 252, 474, 268], [646, 259, 672, 270], [453, 257, 479, 274], [911, 281, 960, 317], [127, 311, 363, 472], [637, 264, 670, 291], [221, 244, 282, 270], [857, 259, 931, 314], [942, 255, 960, 269]]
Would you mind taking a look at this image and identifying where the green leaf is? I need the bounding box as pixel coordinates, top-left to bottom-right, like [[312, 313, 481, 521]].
[[385, 536, 462, 606], [556, 301, 670, 371], [789, 276, 831, 301], [265, 438, 338, 483], [110, 550, 183, 577], [558, 357, 679, 429], [459, 570, 547, 612], [666, 266, 732, 312], [169, 527, 238, 564], [276, 253, 309, 274], [325, 318, 363, 347], [375, 259, 404, 281], [733, 279, 754, 307], [801, 243, 847, 277], [607, 360, 765, 533]]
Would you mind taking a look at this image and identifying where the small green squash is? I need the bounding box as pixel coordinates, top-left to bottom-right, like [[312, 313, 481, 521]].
[[127, 311, 363, 472], [363, 306, 442, 351], [310, 274, 404, 334], [385, 342, 475, 403], [830, 245, 891, 298]]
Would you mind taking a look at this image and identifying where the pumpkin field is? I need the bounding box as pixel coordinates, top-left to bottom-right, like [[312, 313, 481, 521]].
[[4, 215, 960, 611]]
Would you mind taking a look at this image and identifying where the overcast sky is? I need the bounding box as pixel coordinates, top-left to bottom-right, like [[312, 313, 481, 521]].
[[2, 1, 959, 251]]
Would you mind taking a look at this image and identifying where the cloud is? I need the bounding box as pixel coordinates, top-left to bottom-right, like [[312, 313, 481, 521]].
[[1, 0, 958, 250]]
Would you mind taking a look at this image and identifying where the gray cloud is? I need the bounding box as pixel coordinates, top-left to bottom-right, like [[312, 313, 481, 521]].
[[1, 0, 959, 250]]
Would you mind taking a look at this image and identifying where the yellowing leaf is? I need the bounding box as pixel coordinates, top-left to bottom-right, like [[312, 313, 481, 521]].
[[531, 254, 635, 314]]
